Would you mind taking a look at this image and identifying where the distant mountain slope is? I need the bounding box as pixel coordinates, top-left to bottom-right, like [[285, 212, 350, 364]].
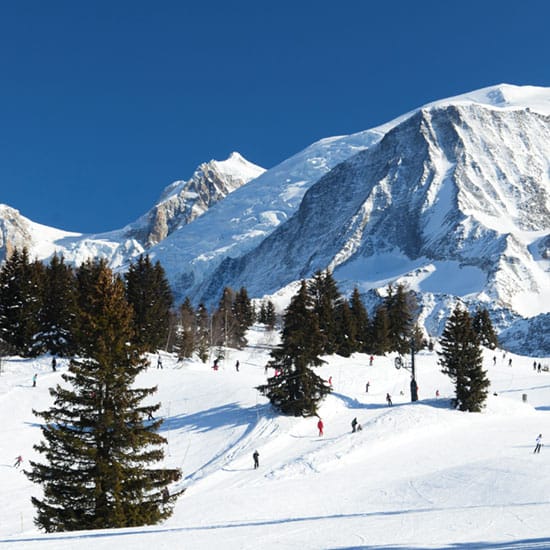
[[201, 92, 550, 353], [210, 103, 550, 307], [0, 152, 264, 266]]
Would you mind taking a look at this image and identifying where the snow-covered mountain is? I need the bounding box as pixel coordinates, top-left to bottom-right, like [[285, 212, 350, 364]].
[[0, 152, 264, 267], [1, 84, 549, 354], [201, 89, 550, 353]]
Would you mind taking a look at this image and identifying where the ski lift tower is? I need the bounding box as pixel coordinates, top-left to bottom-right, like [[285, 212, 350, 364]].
[[394, 338, 418, 402]]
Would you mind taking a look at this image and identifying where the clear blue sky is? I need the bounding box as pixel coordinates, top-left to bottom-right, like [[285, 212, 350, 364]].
[[1, 1, 549, 233]]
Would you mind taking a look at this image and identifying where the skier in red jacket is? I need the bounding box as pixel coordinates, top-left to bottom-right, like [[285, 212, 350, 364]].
[[317, 418, 324, 436]]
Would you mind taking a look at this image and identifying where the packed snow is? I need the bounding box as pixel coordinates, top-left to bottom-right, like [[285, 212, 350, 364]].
[[1, 326, 549, 549]]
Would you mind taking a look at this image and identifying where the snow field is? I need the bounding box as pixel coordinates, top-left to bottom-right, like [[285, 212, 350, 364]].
[[1, 326, 549, 549]]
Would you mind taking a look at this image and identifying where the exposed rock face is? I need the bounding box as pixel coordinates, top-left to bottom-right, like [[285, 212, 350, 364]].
[[127, 152, 265, 247], [0, 205, 34, 262]]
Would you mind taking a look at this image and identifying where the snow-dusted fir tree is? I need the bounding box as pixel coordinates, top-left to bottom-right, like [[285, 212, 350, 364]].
[[35, 253, 77, 357], [438, 304, 490, 412], [257, 280, 330, 417], [27, 261, 181, 532], [124, 255, 174, 352], [472, 306, 498, 349], [0, 247, 43, 356]]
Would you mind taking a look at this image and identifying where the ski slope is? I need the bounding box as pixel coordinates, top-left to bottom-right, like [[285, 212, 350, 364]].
[[1, 326, 549, 549]]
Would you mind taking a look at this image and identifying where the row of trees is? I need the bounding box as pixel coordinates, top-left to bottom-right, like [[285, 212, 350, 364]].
[[0, 250, 173, 358], [174, 287, 276, 362], [258, 270, 497, 416], [257, 272, 423, 416], [0, 248, 278, 361]]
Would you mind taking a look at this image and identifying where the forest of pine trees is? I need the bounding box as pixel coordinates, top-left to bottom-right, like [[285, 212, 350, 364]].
[[257, 271, 428, 416]]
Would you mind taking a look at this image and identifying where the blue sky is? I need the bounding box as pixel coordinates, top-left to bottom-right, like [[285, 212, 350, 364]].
[[1, 1, 549, 233]]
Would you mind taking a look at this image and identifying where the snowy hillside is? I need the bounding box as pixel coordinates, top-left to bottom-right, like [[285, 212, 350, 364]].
[[1, 326, 550, 549]]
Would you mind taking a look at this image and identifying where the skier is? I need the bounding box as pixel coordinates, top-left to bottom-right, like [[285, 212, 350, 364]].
[[32, 373, 37, 387], [369, 355, 374, 366], [51, 357, 57, 372], [386, 393, 392, 406], [365, 381, 370, 393], [212, 358, 219, 371], [317, 418, 324, 436], [235, 360, 240, 372], [13, 455, 23, 468], [328, 376, 333, 387], [508, 358, 512, 367], [534, 434, 543, 454], [253, 449, 260, 469], [435, 389, 440, 398], [157, 356, 163, 369], [351, 417, 358, 433]]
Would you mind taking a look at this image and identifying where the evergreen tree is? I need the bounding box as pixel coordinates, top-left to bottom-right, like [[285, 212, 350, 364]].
[[0, 247, 43, 356], [176, 297, 195, 359], [308, 270, 342, 354], [212, 287, 243, 349], [384, 283, 414, 355], [257, 281, 330, 417], [232, 287, 254, 347], [472, 307, 498, 349], [195, 303, 210, 363], [349, 287, 370, 353], [438, 304, 490, 412], [334, 299, 357, 357], [371, 305, 391, 354], [35, 254, 77, 357], [125, 255, 174, 352], [26, 262, 181, 532], [264, 300, 277, 330]]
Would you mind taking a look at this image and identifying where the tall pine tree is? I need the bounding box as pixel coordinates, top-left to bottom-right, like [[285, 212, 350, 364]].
[[308, 270, 342, 355], [257, 281, 330, 417], [125, 255, 174, 352], [27, 262, 181, 532], [472, 307, 498, 349], [0, 247, 43, 356], [438, 304, 490, 412], [35, 254, 77, 357], [349, 287, 370, 353]]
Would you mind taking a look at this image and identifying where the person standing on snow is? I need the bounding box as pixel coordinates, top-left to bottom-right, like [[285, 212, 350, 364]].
[[386, 393, 392, 406], [51, 357, 57, 372], [32, 373, 37, 387], [253, 450, 260, 469], [317, 418, 324, 436], [235, 360, 240, 372], [351, 417, 358, 433], [365, 381, 370, 393], [13, 455, 23, 468], [534, 434, 543, 454]]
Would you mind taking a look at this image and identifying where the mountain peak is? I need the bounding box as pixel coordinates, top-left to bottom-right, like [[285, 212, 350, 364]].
[[209, 151, 265, 182]]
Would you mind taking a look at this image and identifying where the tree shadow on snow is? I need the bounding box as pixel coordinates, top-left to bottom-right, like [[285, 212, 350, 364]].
[[158, 402, 266, 434]]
